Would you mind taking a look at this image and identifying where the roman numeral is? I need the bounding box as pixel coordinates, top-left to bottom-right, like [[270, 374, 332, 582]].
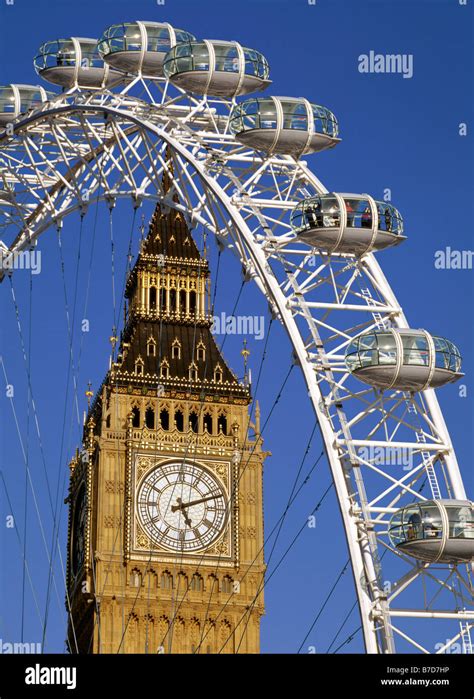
[[154, 525, 169, 539]]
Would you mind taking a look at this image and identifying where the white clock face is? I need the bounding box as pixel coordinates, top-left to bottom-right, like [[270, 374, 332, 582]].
[[136, 461, 228, 552]]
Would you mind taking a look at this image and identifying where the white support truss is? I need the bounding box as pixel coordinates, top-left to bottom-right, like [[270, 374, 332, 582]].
[[0, 77, 472, 654]]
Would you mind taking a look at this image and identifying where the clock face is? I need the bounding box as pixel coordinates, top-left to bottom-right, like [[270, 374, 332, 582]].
[[136, 461, 228, 553], [71, 483, 87, 577]]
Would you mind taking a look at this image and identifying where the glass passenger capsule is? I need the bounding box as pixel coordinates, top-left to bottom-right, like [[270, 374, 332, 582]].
[[345, 329, 462, 391], [34, 38, 124, 88], [0, 84, 54, 127], [98, 21, 195, 77], [389, 500, 474, 563], [290, 193, 405, 254], [228, 97, 340, 157], [163, 40, 271, 97]]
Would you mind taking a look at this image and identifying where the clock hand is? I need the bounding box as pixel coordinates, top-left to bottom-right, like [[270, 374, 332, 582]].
[[171, 493, 223, 512], [172, 498, 193, 527]]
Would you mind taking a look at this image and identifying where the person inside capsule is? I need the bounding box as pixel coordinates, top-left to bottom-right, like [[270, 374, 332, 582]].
[[422, 510, 441, 538], [406, 511, 422, 541], [304, 200, 323, 229], [326, 207, 339, 227], [361, 205, 372, 228], [322, 198, 339, 228], [450, 504, 474, 540], [345, 199, 356, 227]]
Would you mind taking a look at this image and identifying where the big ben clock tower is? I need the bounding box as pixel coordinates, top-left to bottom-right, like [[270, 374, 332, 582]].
[[66, 167, 268, 654]]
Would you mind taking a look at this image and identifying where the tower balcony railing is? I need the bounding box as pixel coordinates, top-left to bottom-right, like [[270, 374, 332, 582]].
[[129, 302, 211, 323]]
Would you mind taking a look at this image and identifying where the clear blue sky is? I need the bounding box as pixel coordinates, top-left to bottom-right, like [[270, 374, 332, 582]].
[[0, 0, 472, 654]]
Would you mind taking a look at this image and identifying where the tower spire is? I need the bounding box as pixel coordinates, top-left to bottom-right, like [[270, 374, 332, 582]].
[[85, 381, 93, 409], [241, 339, 250, 384], [162, 144, 175, 197], [113, 165, 250, 392], [255, 399, 261, 436]]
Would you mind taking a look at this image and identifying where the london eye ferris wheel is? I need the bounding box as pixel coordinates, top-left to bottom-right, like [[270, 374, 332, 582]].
[[0, 19, 472, 655]]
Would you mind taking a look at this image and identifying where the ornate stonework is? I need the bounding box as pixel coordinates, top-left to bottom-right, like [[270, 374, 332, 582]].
[[66, 166, 267, 654]]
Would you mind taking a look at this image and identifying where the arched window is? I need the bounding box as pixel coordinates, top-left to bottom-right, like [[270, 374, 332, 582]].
[[219, 620, 234, 653], [189, 290, 197, 314], [160, 571, 173, 590], [177, 572, 188, 590], [135, 358, 144, 376], [145, 407, 155, 429], [190, 621, 200, 654], [160, 408, 169, 430], [189, 411, 198, 433], [175, 410, 184, 432], [158, 616, 170, 646], [149, 287, 157, 310], [203, 412, 213, 434], [172, 339, 181, 359], [147, 338, 156, 356], [214, 366, 223, 383], [126, 612, 139, 653], [144, 570, 157, 590], [130, 569, 142, 587], [208, 573, 219, 593], [132, 407, 140, 428], [169, 288, 177, 312], [189, 363, 198, 381], [159, 288, 166, 311], [190, 574, 204, 592], [196, 342, 205, 361], [106, 414, 111, 429], [179, 289, 187, 313], [222, 576, 233, 594], [217, 414, 227, 435], [160, 360, 169, 379]]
